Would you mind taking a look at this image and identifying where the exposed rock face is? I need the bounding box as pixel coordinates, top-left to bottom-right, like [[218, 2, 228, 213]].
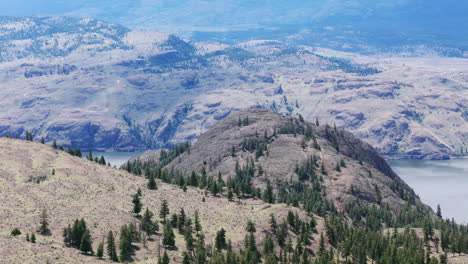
[[138, 109, 431, 214], [0, 17, 467, 159]]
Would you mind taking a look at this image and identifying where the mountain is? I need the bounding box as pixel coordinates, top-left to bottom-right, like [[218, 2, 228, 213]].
[[127, 108, 430, 213], [2, 0, 468, 55], [0, 16, 467, 159], [1, 109, 468, 263]]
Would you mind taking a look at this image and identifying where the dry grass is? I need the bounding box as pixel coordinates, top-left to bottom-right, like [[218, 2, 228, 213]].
[[0, 138, 316, 263]]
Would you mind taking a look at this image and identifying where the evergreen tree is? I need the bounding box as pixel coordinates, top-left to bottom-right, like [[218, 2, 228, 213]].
[[215, 228, 227, 251], [38, 208, 51, 235], [96, 240, 104, 259], [31, 233, 36, 243], [148, 175, 157, 190], [160, 200, 170, 223], [263, 181, 275, 203], [119, 225, 133, 262], [107, 231, 118, 262], [246, 220, 256, 233], [162, 251, 170, 264], [80, 230, 93, 255], [141, 208, 156, 237], [132, 191, 142, 216], [194, 210, 202, 235], [163, 222, 175, 248], [437, 204, 442, 218], [11, 228, 21, 236]]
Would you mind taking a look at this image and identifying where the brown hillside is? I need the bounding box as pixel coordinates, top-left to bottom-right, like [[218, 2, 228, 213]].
[[150, 108, 431, 214], [0, 138, 315, 263]]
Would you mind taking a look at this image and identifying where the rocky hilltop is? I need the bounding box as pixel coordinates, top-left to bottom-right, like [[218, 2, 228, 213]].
[[0, 16, 467, 159], [132, 109, 429, 214]]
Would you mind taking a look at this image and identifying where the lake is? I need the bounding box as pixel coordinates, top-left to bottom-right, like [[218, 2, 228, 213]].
[[93, 151, 143, 168], [388, 159, 468, 224], [93, 151, 468, 223]]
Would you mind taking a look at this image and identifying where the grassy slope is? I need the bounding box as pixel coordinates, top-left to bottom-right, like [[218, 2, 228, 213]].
[[0, 138, 316, 263]]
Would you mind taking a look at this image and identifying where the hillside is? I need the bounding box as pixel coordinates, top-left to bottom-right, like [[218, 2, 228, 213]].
[[2, 108, 468, 263], [129, 109, 429, 215], [0, 16, 467, 160], [0, 137, 315, 263]]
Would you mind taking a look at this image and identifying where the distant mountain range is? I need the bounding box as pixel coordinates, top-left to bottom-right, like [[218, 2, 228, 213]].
[[2, 0, 467, 55], [0, 16, 466, 159]]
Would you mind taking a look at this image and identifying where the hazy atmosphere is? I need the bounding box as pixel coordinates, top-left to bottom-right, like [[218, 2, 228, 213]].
[[0, 1, 467, 263]]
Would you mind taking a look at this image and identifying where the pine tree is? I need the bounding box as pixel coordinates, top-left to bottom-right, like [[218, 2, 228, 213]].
[[163, 223, 175, 248], [132, 192, 142, 216], [437, 204, 442, 218], [246, 220, 256, 233], [160, 200, 170, 223], [107, 231, 118, 262], [162, 251, 170, 264], [263, 181, 275, 203], [182, 252, 190, 264], [96, 240, 104, 259], [31, 233, 36, 243], [38, 208, 51, 235], [269, 214, 277, 233], [80, 230, 93, 255], [194, 210, 202, 235], [215, 228, 227, 251], [11, 228, 21, 236], [141, 208, 156, 237], [148, 175, 157, 190], [119, 225, 133, 262]]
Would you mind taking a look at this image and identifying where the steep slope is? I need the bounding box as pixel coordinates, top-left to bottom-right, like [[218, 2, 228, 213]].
[[0, 17, 467, 159], [0, 138, 314, 263], [134, 109, 429, 215]]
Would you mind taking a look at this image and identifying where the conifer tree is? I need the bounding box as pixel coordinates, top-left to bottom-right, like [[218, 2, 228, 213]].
[[215, 228, 227, 252], [31, 233, 36, 243], [160, 200, 170, 223], [163, 223, 175, 248], [132, 191, 142, 216], [38, 208, 51, 235], [119, 225, 133, 262], [162, 251, 170, 264], [148, 175, 157, 190], [194, 210, 202, 235], [246, 220, 256, 233], [437, 204, 442, 218], [107, 231, 118, 262], [263, 181, 275, 203], [141, 208, 156, 237], [96, 240, 104, 259], [80, 230, 93, 255]]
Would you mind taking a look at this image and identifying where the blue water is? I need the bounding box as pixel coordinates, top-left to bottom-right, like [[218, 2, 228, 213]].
[[388, 159, 468, 224], [93, 151, 143, 167]]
